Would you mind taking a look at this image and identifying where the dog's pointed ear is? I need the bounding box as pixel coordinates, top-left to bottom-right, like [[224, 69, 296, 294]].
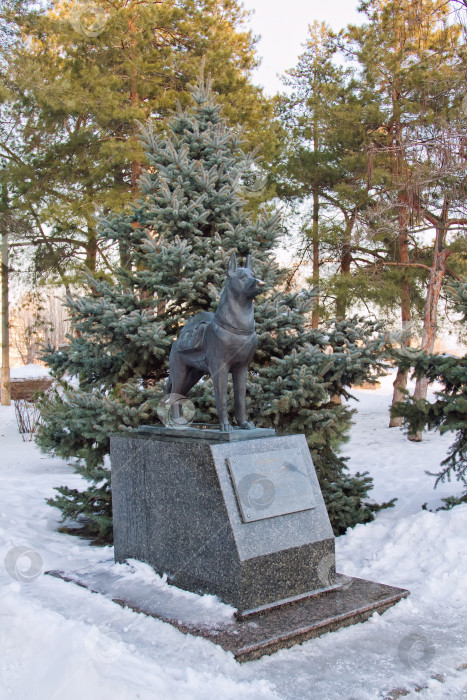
[[245, 254, 254, 273], [228, 252, 237, 276]]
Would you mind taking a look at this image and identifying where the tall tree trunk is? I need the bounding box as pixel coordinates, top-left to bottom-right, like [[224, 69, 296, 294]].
[[119, 240, 131, 270], [311, 186, 319, 329], [114, 171, 131, 268], [129, 13, 141, 197], [311, 100, 319, 330], [390, 195, 412, 427], [336, 215, 353, 319], [389, 319, 410, 428], [389, 74, 413, 427], [1, 230, 10, 406], [408, 227, 448, 441], [85, 229, 98, 272]]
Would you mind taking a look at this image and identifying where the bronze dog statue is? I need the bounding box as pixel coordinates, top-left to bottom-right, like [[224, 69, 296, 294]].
[[166, 253, 264, 431]]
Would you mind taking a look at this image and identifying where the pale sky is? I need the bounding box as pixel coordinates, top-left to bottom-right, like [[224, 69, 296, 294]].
[[241, 0, 363, 95]]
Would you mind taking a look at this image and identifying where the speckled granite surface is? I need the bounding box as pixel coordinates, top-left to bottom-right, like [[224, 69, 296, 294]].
[[46, 567, 409, 662], [110, 432, 335, 612]]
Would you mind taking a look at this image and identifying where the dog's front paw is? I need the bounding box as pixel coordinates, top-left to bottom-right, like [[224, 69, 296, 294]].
[[238, 421, 255, 430], [219, 421, 233, 432]]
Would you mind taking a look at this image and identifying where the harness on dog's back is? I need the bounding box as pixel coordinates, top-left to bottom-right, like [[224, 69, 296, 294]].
[[177, 311, 213, 353]]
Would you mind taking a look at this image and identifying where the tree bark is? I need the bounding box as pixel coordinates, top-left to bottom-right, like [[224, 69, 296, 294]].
[[129, 13, 141, 197], [408, 228, 449, 441], [114, 171, 131, 268], [310, 95, 320, 329], [119, 240, 131, 270], [390, 201, 412, 427], [84, 229, 98, 272], [336, 216, 353, 319], [311, 188, 319, 329], [389, 79, 413, 427], [1, 230, 10, 406], [389, 279, 412, 427]]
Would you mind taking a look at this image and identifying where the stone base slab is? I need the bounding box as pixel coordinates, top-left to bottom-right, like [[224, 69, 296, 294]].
[[46, 565, 409, 663]]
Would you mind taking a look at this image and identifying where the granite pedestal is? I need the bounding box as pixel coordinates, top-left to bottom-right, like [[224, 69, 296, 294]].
[[110, 429, 336, 614], [45, 427, 409, 662]]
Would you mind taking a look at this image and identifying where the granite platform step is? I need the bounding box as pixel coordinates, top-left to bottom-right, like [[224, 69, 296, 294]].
[[46, 564, 409, 663], [137, 424, 276, 442]]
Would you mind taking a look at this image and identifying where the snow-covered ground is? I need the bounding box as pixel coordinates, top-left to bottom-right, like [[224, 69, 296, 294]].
[[1, 370, 466, 699]]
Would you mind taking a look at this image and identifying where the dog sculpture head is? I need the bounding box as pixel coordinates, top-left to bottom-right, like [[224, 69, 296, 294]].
[[227, 253, 264, 299]]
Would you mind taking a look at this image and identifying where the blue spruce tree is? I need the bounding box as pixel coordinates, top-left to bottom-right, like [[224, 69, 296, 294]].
[[37, 79, 393, 541], [392, 280, 467, 509]]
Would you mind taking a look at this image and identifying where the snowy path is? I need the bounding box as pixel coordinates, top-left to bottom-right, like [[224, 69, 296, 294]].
[[1, 372, 466, 699]]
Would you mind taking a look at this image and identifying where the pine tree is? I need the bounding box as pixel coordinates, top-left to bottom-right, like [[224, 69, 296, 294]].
[[277, 21, 377, 326], [1, 0, 274, 283], [348, 0, 467, 432], [392, 280, 467, 507], [37, 80, 393, 542]]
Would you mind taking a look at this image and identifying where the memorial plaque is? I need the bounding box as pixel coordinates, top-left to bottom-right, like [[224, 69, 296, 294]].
[[227, 447, 316, 523]]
